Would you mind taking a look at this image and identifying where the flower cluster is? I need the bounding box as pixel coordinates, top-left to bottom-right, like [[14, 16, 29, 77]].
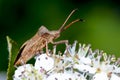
[[13, 41, 120, 80]]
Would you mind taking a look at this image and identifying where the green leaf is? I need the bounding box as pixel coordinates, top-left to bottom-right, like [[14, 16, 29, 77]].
[[6, 36, 19, 80]]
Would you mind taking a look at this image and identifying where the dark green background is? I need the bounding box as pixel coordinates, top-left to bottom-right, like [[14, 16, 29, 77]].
[[0, 0, 120, 71]]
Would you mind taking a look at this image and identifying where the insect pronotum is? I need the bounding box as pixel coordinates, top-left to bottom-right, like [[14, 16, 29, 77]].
[[14, 9, 84, 66]]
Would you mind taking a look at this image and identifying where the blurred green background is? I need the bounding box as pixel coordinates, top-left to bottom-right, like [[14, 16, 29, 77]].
[[0, 0, 120, 71]]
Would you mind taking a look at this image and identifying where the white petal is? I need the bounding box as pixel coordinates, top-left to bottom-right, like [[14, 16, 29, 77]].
[[35, 54, 54, 71], [74, 64, 96, 74], [79, 57, 92, 65], [44, 73, 86, 80], [110, 74, 120, 80], [92, 72, 108, 80], [70, 41, 77, 56]]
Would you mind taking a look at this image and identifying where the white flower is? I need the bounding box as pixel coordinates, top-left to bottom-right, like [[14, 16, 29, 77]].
[[13, 64, 42, 80], [35, 54, 54, 72], [13, 41, 120, 80]]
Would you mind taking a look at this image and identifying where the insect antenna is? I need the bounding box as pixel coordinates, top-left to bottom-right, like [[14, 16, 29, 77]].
[[59, 9, 77, 32], [63, 19, 84, 31], [59, 9, 84, 32]]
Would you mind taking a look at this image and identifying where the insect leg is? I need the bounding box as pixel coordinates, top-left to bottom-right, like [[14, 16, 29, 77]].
[[45, 40, 49, 56], [51, 40, 69, 47]]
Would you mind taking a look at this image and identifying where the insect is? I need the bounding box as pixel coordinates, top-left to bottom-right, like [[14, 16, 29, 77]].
[[14, 9, 84, 66]]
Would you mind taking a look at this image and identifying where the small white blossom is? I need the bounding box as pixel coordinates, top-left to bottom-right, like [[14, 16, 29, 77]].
[[35, 54, 54, 71], [13, 41, 120, 80], [13, 64, 42, 80]]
